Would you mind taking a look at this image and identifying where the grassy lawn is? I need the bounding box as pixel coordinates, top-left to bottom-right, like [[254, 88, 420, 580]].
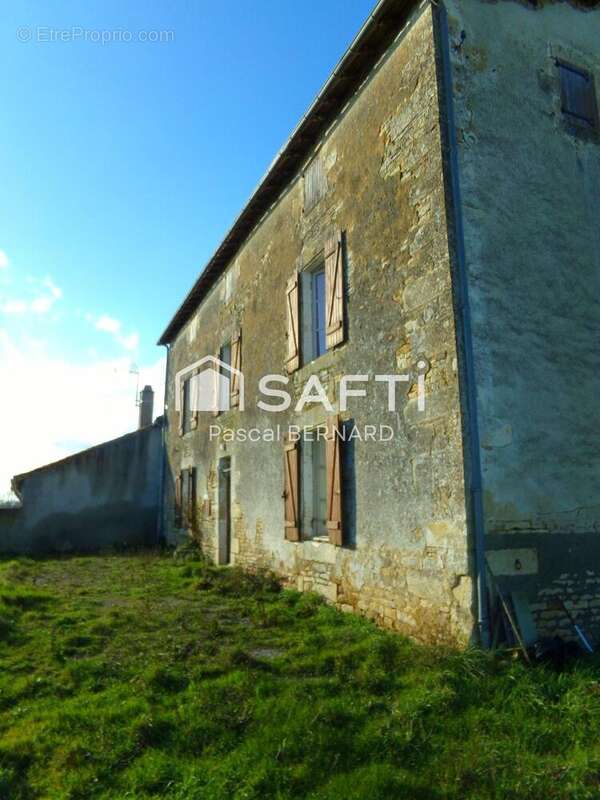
[[1, 552, 600, 799]]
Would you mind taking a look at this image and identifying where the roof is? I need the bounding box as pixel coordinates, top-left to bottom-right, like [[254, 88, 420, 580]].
[[158, 0, 416, 345]]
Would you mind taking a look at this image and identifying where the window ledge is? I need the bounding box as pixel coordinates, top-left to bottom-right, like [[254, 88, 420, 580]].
[[294, 349, 336, 382], [300, 538, 337, 564]]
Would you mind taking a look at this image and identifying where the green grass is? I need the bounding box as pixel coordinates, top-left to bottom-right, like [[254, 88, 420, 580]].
[[1, 552, 600, 799]]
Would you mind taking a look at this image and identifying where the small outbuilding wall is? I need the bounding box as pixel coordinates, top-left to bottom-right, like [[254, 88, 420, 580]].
[[0, 422, 163, 555]]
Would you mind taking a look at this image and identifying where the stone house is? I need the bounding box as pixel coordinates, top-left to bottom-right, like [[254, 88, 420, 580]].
[[158, 0, 600, 645]]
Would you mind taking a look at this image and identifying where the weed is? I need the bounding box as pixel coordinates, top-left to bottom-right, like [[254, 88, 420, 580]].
[[1, 553, 600, 799]]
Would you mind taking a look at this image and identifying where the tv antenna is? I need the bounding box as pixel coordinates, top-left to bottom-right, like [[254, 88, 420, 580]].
[[129, 363, 141, 407]]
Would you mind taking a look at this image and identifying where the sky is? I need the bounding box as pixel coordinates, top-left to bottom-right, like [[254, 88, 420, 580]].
[[0, 0, 376, 498]]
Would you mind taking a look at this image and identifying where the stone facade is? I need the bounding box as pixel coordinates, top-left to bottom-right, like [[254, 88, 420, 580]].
[[163, 4, 473, 645], [160, 0, 600, 646]]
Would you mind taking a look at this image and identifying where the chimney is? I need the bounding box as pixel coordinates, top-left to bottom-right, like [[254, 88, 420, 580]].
[[138, 385, 154, 429]]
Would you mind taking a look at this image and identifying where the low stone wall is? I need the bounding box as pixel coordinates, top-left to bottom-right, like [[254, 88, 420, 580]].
[[0, 422, 163, 555]]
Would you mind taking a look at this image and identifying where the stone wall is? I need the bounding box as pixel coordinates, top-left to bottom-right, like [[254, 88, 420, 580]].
[[164, 4, 474, 644], [0, 422, 163, 554], [446, 0, 600, 640]]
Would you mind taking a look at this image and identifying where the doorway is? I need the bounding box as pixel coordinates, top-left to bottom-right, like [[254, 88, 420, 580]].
[[218, 457, 231, 564]]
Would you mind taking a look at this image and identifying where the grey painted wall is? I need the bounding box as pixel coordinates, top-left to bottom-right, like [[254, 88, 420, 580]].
[[0, 422, 163, 554], [446, 0, 600, 637]]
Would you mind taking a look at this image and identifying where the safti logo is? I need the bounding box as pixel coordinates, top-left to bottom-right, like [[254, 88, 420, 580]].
[[175, 356, 244, 414], [176, 358, 429, 415]]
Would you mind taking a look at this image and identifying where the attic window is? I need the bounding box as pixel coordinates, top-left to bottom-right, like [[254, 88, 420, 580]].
[[558, 61, 598, 129]]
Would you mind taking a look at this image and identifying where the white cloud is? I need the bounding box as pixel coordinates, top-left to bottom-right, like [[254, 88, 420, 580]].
[[0, 251, 8, 269], [91, 313, 139, 354], [95, 315, 121, 334], [0, 331, 165, 499], [119, 332, 139, 352], [0, 276, 63, 316], [45, 278, 62, 299], [30, 296, 54, 314], [1, 300, 28, 314]]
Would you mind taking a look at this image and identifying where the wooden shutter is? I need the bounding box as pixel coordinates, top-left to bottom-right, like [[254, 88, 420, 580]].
[[191, 372, 198, 430], [283, 437, 300, 541], [559, 62, 597, 126], [174, 473, 182, 527], [212, 352, 220, 416], [285, 271, 300, 373], [325, 415, 343, 546], [230, 329, 242, 408], [186, 467, 196, 528], [325, 231, 345, 349], [178, 383, 184, 436]]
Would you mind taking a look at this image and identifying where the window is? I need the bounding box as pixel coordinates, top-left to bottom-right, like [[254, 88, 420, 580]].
[[285, 231, 345, 376], [301, 264, 326, 365], [558, 61, 598, 128], [283, 417, 344, 546], [300, 430, 328, 539], [312, 269, 327, 359]]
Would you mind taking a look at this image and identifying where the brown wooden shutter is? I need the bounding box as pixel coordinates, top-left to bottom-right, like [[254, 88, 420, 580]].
[[186, 467, 196, 528], [325, 231, 345, 349], [175, 473, 182, 527], [283, 437, 300, 541], [212, 352, 220, 416], [230, 329, 242, 408], [191, 371, 198, 430], [285, 271, 300, 373], [178, 383, 184, 436], [325, 415, 343, 546]]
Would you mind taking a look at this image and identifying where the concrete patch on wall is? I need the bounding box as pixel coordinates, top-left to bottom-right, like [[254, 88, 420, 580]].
[[487, 548, 538, 577]]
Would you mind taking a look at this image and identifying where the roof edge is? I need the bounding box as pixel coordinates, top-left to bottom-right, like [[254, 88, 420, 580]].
[[12, 420, 162, 487], [158, 0, 417, 345]]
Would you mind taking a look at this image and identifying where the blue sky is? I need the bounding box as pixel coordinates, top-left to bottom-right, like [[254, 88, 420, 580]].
[[0, 0, 375, 493]]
